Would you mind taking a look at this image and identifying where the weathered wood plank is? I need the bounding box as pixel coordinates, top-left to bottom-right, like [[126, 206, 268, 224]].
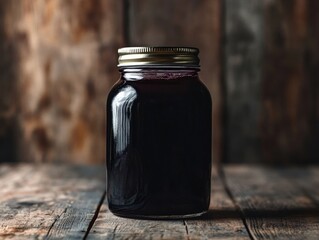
[[0, 164, 105, 239], [224, 0, 319, 164], [261, 0, 319, 164], [224, 165, 319, 239], [223, 0, 263, 163], [129, 0, 222, 164], [0, 0, 124, 164], [87, 170, 249, 240], [280, 167, 319, 205]]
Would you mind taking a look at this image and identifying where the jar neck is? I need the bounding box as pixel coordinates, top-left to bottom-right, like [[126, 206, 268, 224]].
[[120, 68, 199, 81]]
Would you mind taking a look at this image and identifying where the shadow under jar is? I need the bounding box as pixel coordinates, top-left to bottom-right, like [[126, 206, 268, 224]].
[[106, 47, 212, 219]]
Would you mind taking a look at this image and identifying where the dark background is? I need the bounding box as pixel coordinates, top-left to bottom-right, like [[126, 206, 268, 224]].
[[0, 0, 318, 165]]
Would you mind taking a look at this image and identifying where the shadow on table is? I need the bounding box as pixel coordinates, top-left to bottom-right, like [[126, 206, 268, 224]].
[[195, 207, 319, 220]]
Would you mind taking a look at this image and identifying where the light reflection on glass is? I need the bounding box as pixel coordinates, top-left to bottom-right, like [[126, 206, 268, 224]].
[[111, 85, 137, 154]]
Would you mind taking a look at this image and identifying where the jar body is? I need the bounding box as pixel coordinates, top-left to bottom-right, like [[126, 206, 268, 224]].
[[106, 69, 212, 219]]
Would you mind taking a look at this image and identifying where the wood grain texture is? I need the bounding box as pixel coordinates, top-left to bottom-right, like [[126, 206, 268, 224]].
[[1, 164, 319, 239], [0, 164, 105, 239], [87, 170, 249, 240], [281, 167, 319, 205], [87, 201, 188, 240], [0, 0, 124, 163], [223, 0, 263, 163], [224, 165, 319, 239], [261, 0, 319, 164], [128, 0, 222, 165]]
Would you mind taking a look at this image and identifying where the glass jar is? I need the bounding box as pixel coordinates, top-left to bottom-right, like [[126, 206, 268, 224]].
[[106, 47, 212, 219]]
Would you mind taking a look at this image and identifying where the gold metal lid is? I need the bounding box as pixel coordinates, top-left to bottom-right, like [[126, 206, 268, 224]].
[[118, 47, 200, 68]]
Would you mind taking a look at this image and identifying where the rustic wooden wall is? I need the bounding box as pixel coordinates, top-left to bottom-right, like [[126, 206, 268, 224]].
[[223, 0, 319, 164], [261, 0, 319, 164], [0, 0, 123, 163], [224, 0, 319, 164], [223, 0, 263, 163], [0, 0, 318, 164], [0, 0, 222, 164]]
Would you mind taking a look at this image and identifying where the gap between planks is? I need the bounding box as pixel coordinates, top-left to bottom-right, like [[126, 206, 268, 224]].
[[218, 166, 255, 240], [83, 191, 106, 240]]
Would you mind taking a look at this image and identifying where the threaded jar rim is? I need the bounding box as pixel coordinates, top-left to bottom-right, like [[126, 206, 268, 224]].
[[118, 47, 200, 68]]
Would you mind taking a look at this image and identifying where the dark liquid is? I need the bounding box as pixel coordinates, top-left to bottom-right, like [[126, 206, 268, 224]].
[[107, 73, 212, 218]]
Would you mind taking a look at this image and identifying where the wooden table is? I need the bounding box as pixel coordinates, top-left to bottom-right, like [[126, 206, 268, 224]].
[[0, 164, 318, 239]]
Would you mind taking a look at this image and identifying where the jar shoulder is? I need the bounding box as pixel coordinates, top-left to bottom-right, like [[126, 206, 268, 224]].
[[107, 80, 137, 107], [107, 77, 211, 107], [197, 78, 212, 105]]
